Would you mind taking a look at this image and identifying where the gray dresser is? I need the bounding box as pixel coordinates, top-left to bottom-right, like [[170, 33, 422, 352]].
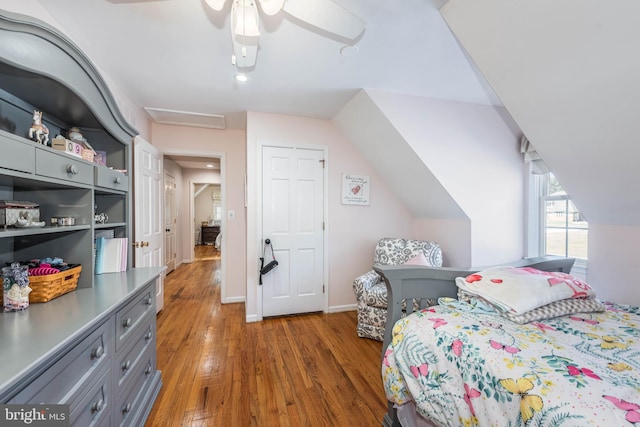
[[0, 268, 164, 427]]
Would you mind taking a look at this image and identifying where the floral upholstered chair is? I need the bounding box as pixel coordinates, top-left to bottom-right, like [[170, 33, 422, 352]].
[[352, 238, 443, 341]]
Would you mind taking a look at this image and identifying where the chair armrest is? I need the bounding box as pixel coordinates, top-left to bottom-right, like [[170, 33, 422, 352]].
[[352, 270, 380, 297]]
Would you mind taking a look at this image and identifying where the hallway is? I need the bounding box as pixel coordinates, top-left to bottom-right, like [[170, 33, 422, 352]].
[[145, 246, 385, 426]]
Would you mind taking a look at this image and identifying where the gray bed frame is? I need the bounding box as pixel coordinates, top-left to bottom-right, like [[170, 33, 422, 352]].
[[374, 255, 576, 427]]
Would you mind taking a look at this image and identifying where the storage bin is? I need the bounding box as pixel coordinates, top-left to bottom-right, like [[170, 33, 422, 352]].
[[29, 265, 82, 303]]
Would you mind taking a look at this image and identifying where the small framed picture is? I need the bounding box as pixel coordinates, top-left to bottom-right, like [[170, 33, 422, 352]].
[[341, 174, 370, 206]]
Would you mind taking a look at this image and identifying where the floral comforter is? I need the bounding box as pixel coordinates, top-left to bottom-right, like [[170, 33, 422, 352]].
[[382, 301, 640, 426]]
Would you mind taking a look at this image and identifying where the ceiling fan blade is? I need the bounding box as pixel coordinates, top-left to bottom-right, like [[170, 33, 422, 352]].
[[204, 0, 227, 11], [257, 0, 284, 16], [282, 0, 365, 40]]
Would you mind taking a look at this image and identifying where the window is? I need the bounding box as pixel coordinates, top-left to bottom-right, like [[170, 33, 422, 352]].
[[211, 189, 222, 222], [541, 175, 588, 259], [213, 201, 222, 221], [530, 173, 588, 261]]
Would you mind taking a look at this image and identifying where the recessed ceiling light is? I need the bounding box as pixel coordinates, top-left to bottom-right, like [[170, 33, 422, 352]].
[[235, 74, 248, 82], [206, 164, 214, 168]]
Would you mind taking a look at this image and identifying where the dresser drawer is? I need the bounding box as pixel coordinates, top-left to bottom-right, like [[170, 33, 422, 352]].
[[95, 167, 128, 191], [115, 318, 154, 390], [114, 350, 155, 427], [0, 132, 35, 174], [70, 367, 110, 427], [35, 148, 93, 185], [14, 319, 112, 409], [115, 288, 154, 351]]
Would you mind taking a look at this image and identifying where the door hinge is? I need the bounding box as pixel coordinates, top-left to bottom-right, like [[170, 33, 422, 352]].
[[323, 284, 325, 293], [322, 221, 325, 231], [319, 159, 325, 168]]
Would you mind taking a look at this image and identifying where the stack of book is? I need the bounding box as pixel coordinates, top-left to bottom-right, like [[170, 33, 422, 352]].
[[95, 237, 128, 274]]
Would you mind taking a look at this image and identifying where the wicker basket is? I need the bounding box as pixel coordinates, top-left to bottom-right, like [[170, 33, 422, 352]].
[[29, 265, 82, 303]]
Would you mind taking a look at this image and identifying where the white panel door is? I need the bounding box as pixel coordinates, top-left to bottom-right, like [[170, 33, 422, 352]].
[[164, 171, 176, 274], [134, 136, 165, 312], [262, 146, 325, 317]]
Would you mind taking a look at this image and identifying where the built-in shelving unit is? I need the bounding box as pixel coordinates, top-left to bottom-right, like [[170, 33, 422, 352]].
[[0, 9, 162, 426]]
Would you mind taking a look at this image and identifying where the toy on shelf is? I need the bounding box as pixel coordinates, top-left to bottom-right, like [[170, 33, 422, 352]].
[[28, 110, 49, 146]]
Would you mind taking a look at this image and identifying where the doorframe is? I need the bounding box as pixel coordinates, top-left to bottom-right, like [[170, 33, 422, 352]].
[[255, 140, 329, 321], [162, 148, 228, 304]]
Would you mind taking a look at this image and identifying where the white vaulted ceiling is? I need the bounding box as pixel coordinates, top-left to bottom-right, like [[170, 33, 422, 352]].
[[32, 0, 500, 129]]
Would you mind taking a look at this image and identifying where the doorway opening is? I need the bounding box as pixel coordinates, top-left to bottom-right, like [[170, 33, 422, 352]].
[[162, 153, 226, 301]]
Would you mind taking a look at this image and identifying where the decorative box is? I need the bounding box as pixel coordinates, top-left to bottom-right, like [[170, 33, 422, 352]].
[[81, 148, 95, 162], [0, 200, 40, 226], [51, 136, 83, 158]]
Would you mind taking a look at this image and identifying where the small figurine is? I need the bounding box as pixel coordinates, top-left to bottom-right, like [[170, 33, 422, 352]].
[[29, 110, 50, 145]]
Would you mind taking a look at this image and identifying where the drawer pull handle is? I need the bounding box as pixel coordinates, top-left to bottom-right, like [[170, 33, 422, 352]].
[[91, 399, 104, 413], [122, 403, 132, 414], [145, 331, 153, 341], [122, 360, 131, 371], [91, 345, 104, 359], [123, 318, 132, 328], [145, 298, 153, 306], [113, 176, 121, 184], [66, 164, 78, 175], [145, 366, 153, 375]]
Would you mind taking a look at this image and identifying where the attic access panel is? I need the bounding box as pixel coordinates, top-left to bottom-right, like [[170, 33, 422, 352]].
[[144, 107, 226, 130]]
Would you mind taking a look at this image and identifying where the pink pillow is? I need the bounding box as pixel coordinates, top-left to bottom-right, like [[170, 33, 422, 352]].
[[403, 253, 431, 266]]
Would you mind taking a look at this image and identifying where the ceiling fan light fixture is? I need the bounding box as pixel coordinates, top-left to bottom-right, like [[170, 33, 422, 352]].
[[232, 0, 260, 38]]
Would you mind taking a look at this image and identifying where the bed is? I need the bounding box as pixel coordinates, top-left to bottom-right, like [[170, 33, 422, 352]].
[[375, 256, 640, 427]]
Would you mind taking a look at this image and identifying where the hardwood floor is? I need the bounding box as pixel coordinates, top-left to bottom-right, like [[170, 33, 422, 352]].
[[145, 247, 386, 426]]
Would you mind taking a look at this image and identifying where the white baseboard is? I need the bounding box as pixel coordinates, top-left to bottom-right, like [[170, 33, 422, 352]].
[[328, 303, 357, 313], [222, 296, 245, 304], [245, 304, 356, 322], [246, 314, 261, 323]]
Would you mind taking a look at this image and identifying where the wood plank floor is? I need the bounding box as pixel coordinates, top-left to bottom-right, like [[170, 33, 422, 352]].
[[145, 246, 386, 426]]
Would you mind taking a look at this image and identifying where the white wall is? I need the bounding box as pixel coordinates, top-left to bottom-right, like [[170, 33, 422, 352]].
[[412, 218, 472, 267], [336, 90, 524, 267], [246, 111, 417, 320], [442, 0, 640, 226], [369, 90, 524, 266], [588, 224, 640, 305], [442, 0, 640, 303]]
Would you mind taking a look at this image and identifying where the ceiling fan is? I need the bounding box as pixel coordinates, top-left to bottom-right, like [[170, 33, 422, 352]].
[[204, 0, 366, 69]]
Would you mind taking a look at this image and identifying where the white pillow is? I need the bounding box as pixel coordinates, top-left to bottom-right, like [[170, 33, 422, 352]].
[[455, 266, 596, 314]]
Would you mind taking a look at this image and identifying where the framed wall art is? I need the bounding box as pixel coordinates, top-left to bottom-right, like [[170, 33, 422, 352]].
[[341, 174, 370, 206]]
